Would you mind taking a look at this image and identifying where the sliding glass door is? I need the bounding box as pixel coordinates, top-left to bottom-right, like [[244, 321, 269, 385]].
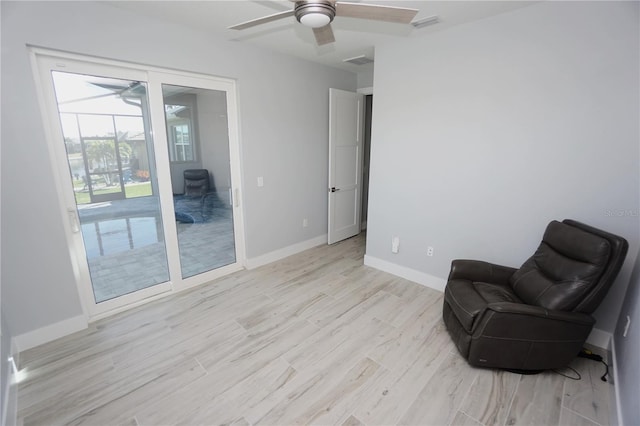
[[34, 51, 244, 318], [161, 84, 236, 278], [51, 71, 170, 304]]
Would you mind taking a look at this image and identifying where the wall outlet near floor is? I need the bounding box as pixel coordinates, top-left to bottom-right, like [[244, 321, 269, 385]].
[[427, 246, 434, 257], [302, 218, 308, 228], [391, 237, 400, 253], [623, 315, 631, 338]]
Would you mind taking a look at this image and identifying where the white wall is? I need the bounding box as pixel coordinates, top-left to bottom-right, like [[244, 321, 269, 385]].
[[0, 1, 355, 339], [366, 1, 639, 334], [197, 90, 232, 195], [614, 251, 640, 425], [357, 68, 374, 89]]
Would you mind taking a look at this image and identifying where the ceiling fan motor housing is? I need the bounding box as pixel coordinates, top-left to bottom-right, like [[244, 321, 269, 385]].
[[295, 1, 336, 28]]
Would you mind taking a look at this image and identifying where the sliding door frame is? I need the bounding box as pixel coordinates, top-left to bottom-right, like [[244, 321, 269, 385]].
[[30, 47, 246, 321], [146, 70, 246, 292]]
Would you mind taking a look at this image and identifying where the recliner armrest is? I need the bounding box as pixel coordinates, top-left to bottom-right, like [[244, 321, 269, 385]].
[[487, 302, 595, 326], [448, 260, 517, 285]]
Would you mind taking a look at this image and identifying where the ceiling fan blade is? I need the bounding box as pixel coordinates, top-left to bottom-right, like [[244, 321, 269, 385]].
[[313, 24, 335, 45], [228, 9, 294, 30], [335, 2, 418, 24]]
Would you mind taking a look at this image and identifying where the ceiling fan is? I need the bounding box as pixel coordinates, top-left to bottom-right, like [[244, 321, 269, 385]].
[[228, 0, 419, 46]]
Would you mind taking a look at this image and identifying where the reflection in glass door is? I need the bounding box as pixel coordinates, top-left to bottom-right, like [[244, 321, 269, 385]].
[[162, 84, 236, 278], [52, 71, 170, 303]]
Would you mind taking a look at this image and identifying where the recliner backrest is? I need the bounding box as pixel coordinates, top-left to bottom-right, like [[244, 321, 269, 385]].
[[184, 169, 210, 196], [509, 220, 628, 313]]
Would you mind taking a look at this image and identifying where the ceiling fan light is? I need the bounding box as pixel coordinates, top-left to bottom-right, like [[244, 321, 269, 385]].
[[295, 1, 335, 28], [299, 12, 331, 28]]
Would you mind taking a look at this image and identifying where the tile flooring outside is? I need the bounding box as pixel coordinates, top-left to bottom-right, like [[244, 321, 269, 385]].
[[17, 234, 612, 425], [78, 194, 235, 302]]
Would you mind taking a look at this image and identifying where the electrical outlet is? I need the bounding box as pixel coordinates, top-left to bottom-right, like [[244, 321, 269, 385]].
[[427, 246, 434, 257], [392, 237, 400, 253], [623, 315, 631, 338], [257, 176, 264, 187], [302, 218, 308, 228]]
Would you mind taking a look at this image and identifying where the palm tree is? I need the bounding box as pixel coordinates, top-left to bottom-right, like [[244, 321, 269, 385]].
[[85, 139, 132, 185]]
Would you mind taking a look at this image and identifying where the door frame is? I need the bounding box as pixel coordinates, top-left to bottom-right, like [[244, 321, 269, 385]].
[[30, 47, 246, 321]]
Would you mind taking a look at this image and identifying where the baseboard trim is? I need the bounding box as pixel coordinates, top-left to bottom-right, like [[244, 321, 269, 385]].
[[585, 327, 611, 350], [13, 236, 327, 351], [610, 336, 622, 426], [14, 314, 87, 353], [3, 338, 19, 426], [363, 256, 616, 350], [363, 255, 447, 292], [245, 234, 328, 270]]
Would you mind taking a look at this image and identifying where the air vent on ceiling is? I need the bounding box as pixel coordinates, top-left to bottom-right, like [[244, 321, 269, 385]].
[[411, 15, 440, 29], [343, 55, 374, 65]]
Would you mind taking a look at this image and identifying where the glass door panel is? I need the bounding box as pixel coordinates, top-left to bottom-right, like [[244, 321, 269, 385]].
[[162, 84, 236, 278], [52, 71, 170, 303]]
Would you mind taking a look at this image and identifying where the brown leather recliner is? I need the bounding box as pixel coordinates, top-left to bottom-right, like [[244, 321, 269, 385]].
[[443, 219, 628, 372]]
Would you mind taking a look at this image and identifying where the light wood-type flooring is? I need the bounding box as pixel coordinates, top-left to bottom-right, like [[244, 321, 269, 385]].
[[17, 233, 612, 426]]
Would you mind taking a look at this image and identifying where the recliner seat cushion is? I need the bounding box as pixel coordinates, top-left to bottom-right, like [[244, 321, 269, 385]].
[[444, 279, 521, 333], [509, 221, 611, 311]]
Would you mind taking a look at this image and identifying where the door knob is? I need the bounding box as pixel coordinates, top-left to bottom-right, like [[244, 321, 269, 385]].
[[330, 187, 340, 193]]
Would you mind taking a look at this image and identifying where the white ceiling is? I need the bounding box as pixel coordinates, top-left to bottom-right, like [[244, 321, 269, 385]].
[[106, 0, 538, 73]]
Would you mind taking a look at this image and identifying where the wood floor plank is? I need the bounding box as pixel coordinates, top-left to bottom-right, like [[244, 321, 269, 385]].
[[17, 233, 610, 426], [252, 357, 383, 426], [283, 300, 397, 373], [450, 411, 485, 426], [18, 353, 115, 417], [341, 414, 365, 426], [136, 356, 296, 425], [353, 321, 454, 425], [399, 350, 479, 426], [110, 318, 247, 369], [558, 407, 601, 426], [195, 318, 319, 372], [385, 287, 443, 328], [235, 287, 327, 331], [458, 368, 521, 426], [293, 318, 396, 384], [67, 357, 207, 426], [505, 371, 564, 425], [562, 355, 612, 425], [316, 270, 365, 300], [304, 274, 393, 329], [366, 296, 444, 373], [22, 353, 205, 426], [18, 319, 168, 378]]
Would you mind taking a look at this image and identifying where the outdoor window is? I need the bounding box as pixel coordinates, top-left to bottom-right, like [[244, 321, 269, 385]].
[[171, 123, 193, 161], [165, 102, 196, 162]]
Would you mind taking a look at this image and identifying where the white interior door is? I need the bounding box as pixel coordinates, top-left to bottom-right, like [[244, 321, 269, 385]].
[[328, 88, 364, 245]]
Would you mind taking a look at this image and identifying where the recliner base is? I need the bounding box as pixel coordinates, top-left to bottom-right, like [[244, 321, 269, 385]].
[[443, 299, 592, 372]]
